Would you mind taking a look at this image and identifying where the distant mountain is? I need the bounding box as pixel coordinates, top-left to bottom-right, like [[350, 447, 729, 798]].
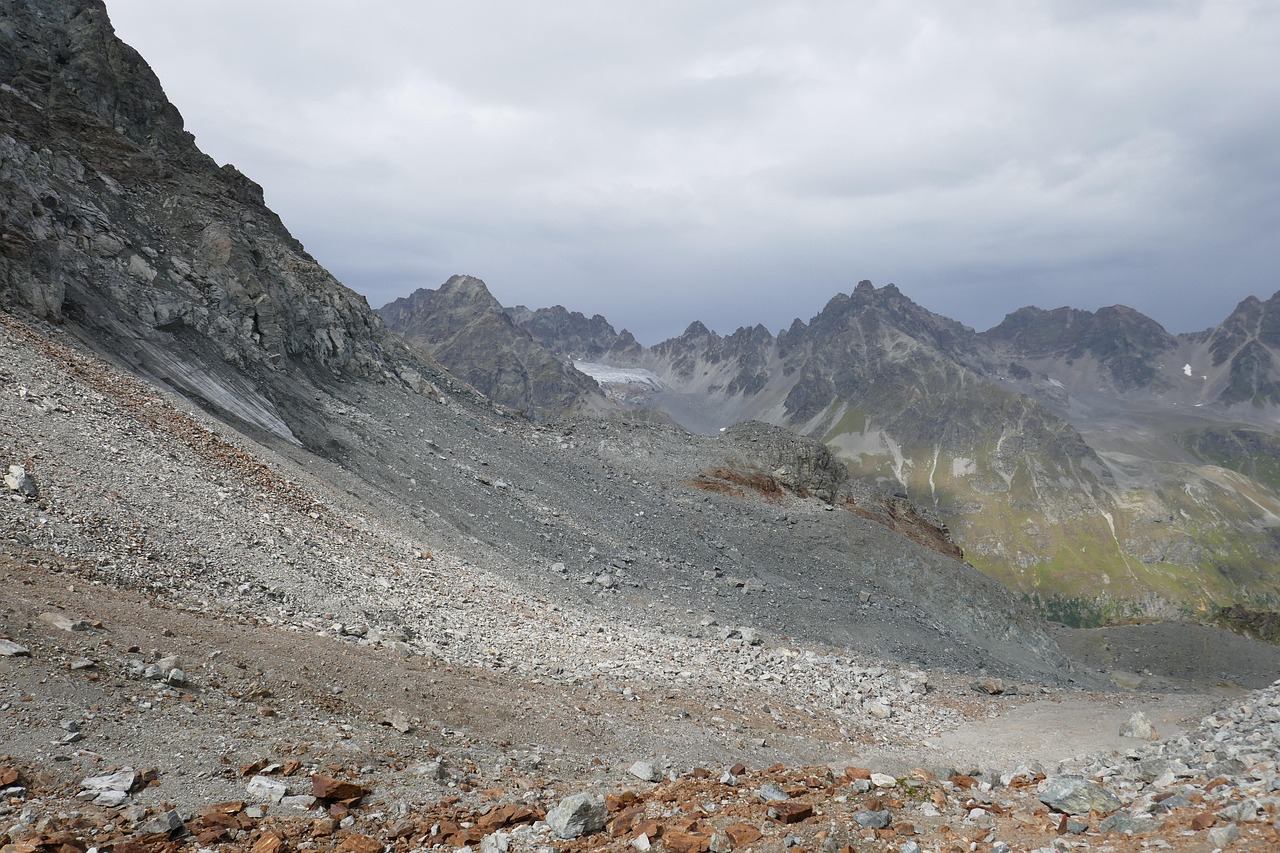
[[378, 276, 603, 419], [511, 282, 1280, 617]]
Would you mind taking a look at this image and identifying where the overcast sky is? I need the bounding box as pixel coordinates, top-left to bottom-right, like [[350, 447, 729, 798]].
[[106, 1, 1278, 344]]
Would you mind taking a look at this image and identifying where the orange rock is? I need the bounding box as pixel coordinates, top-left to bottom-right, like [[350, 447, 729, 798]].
[[1190, 812, 1217, 831], [725, 823, 763, 846], [663, 829, 710, 853], [251, 830, 284, 853], [770, 802, 813, 824], [607, 791, 639, 812], [336, 833, 382, 853], [311, 775, 367, 802], [844, 766, 871, 780]]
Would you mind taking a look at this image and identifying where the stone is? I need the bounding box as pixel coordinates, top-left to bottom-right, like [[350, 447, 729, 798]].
[[4, 465, 36, 497], [632, 833, 652, 852], [82, 768, 138, 794], [758, 783, 790, 802], [1207, 823, 1240, 848], [408, 760, 447, 780], [546, 792, 607, 839], [1119, 711, 1157, 740], [140, 809, 185, 835], [770, 802, 813, 824], [0, 639, 30, 657], [628, 761, 662, 782], [664, 829, 711, 853], [708, 831, 732, 853], [381, 710, 413, 733], [853, 810, 891, 829], [870, 773, 897, 788], [246, 775, 289, 803], [281, 794, 318, 810], [480, 831, 510, 853], [94, 790, 130, 807], [865, 702, 892, 719], [725, 824, 763, 846], [311, 775, 367, 801], [971, 678, 1004, 695], [738, 627, 763, 646], [1037, 776, 1122, 815], [38, 612, 91, 632]]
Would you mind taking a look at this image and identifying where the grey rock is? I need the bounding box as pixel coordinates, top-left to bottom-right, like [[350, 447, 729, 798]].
[[4, 465, 37, 497], [38, 612, 91, 632], [281, 794, 318, 810], [140, 809, 185, 835], [852, 809, 891, 829], [627, 761, 662, 782], [480, 832, 510, 853], [1207, 823, 1240, 848], [1038, 776, 1122, 815], [546, 792, 606, 839], [82, 768, 138, 793], [246, 774, 289, 803], [1119, 711, 1157, 740], [93, 790, 130, 807], [758, 783, 790, 802], [0, 639, 30, 657]]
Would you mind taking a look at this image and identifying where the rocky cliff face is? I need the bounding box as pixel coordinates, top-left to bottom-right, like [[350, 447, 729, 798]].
[[0, 0, 466, 447], [378, 276, 604, 419]]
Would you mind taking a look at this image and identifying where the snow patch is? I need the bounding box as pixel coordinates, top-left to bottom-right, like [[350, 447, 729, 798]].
[[951, 457, 977, 477], [1047, 378, 1065, 389], [1183, 363, 1193, 377], [573, 362, 663, 390]]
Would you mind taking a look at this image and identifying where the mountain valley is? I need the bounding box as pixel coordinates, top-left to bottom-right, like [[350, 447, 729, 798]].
[[3, 2, 1280, 852]]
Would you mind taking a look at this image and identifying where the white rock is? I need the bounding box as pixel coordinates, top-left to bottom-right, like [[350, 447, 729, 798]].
[[628, 761, 662, 782], [246, 775, 289, 803], [81, 769, 138, 793], [870, 773, 897, 788]]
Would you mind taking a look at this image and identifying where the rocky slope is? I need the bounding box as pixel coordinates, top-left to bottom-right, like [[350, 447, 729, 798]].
[[378, 276, 604, 420], [512, 284, 1280, 617]]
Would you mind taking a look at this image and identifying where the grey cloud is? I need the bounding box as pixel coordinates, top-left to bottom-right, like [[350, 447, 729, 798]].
[[105, 0, 1280, 344]]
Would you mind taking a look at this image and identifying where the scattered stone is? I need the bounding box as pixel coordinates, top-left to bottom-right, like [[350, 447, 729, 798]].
[[1037, 776, 1122, 815], [1119, 711, 1158, 740], [546, 791, 607, 839], [0, 639, 30, 656]]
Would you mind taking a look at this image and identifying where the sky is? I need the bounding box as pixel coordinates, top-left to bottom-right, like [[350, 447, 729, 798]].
[[105, 0, 1279, 345]]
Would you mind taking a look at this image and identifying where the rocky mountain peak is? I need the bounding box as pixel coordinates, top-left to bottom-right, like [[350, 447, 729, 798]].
[[377, 276, 602, 419]]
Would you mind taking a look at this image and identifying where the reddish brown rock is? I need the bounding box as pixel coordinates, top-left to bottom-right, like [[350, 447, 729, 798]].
[[770, 802, 813, 825], [725, 823, 764, 846], [336, 833, 382, 853], [663, 829, 710, 853], [311, 775, 367, 802]]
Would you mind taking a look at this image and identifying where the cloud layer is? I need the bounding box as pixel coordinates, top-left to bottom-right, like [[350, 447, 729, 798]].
[[107, 0, 1279, 343]]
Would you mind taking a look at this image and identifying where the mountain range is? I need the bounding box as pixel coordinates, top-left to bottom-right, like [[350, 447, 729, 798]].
[[380, 278, 1280, 622]]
